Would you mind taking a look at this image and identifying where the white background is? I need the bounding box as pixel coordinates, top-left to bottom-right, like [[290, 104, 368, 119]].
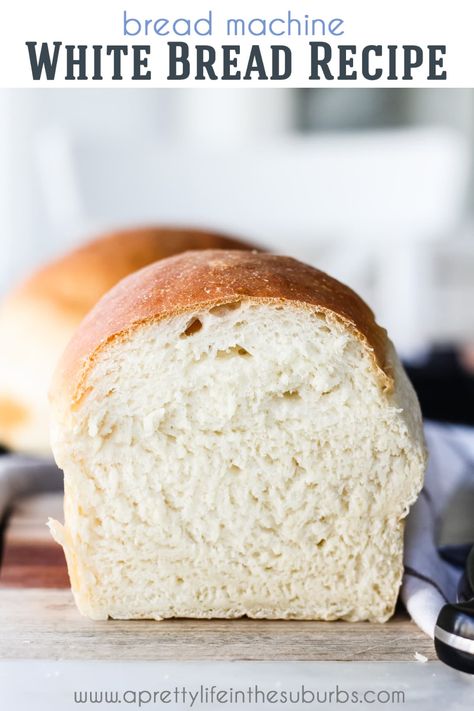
[[0, 0, 472, 88], [1, 659, 473, 710]]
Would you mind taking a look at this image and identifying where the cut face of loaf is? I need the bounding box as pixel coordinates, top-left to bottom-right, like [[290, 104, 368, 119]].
[[49, 250, 426, 622]]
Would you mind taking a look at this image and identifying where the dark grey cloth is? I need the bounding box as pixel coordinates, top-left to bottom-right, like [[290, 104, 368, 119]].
[[0, 455, 62, 521]]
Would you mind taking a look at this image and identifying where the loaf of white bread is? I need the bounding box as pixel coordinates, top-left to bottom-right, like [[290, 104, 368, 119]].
[[49, 250, 426, 622], [0, 228, 250, 456]]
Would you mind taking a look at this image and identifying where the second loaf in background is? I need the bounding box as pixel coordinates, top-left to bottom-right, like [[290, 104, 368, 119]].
[[0, 227, 252, 456]]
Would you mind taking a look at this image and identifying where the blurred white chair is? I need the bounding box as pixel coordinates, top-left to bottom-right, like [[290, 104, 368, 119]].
[[33, 125, 469, 357], [0, 89, 469, 355]]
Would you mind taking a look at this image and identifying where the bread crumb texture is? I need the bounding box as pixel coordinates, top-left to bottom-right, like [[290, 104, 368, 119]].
[[51, 301, 426, 622]]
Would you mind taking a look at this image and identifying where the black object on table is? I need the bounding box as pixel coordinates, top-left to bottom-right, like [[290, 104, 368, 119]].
[[435, 547, 474, 674]]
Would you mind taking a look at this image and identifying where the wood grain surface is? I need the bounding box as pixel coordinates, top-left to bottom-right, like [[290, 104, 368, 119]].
[[0, 493, 68, 588], [0, 493, 435, 662]]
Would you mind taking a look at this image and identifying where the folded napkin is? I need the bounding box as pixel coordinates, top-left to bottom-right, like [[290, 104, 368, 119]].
[[402, 421, 474, 637], [0, 422, 472, 639]]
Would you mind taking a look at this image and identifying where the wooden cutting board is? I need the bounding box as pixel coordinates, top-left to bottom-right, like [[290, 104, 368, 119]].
[[0, 493, 436, 661]]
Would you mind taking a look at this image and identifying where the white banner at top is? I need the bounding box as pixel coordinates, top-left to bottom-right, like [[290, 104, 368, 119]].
[[0, 0, 472, 88]]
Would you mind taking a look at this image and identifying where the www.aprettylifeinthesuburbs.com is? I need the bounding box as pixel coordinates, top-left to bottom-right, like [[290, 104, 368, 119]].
[[73, 683, 406, 707]]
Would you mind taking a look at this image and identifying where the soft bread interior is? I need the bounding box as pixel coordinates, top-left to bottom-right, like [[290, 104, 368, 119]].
[[51, 301, 425, 621]]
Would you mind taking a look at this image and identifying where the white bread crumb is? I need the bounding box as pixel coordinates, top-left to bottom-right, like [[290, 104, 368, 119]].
[[50, 302, 426, 621], [415, 652, 428, 663]]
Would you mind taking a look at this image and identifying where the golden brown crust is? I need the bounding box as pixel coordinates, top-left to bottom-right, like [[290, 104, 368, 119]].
[[5, 227, 253, 320], [51, 250, 392, 411]]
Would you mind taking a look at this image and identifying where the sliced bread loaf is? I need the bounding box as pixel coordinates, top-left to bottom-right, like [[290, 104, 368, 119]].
[[49, 250, 426, 621]]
